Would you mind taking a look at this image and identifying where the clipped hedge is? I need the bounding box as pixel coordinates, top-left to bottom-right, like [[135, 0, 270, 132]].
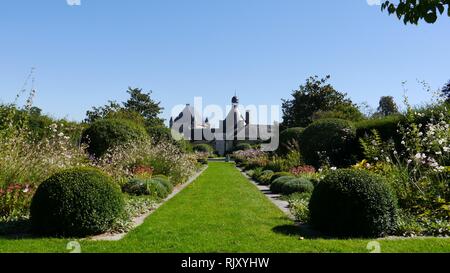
[[81, 118, 148, 158], [30, 167, 124, 237], [278, 127, 304, 155], [309, 169, 397, 237], [280, 178, 314, 195], [270, 176, 296, 194], [270, 172, 294, 183], [299, 118, 356, 168]]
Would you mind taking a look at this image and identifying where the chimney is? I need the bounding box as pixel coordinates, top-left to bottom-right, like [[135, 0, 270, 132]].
[[245, 110, 250, 125]]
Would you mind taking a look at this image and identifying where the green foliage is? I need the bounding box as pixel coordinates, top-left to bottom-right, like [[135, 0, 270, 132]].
[[312, 104, 365, 122], [193, 144, 214, 154], [376, 96, 399, 117], [278, 128, 304, 155], [288, 192, 312, 223], [270, 172, 294, 183], [281, 75, 358, 128], [233, 143, 252, 152], [81, 118, 149, 158], [279, 178, 314, 195], [30, 167, 124, 237], [122, 178, 170, 199], [309, 169, 398, 237], [299, 118, 357, 168], [442, 80, 450, 103], [255, 170, 275, 185], [270, 176, 296, 194], [381, 0, 450, 25]]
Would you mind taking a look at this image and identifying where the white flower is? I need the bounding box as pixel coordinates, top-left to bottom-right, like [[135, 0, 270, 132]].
[[374, 157, 379, 161], [330, 167, 337, 171]]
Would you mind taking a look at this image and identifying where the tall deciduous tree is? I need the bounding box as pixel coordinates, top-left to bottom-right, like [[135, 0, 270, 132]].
[[376, 96, 399, 117], [381, 0, 450, 24], [282, 75, 359, 128]]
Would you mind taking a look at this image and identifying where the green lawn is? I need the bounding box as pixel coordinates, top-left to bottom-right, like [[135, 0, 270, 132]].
[[1, 162, 450, 253]]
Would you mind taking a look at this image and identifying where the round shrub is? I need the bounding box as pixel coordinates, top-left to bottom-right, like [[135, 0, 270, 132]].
[[122, 178, 169, 198], [81, 118, 148, 158], [280, 178, 314, 195], [233, 143, 252, 152], [30, 167, 124, 237], [309, 169, 397, 237], [193, 144, 214, 154], [299, 119, 356, 168], [270, 172, 294, 183], [278, 128, 304, 155], [270, 176, 296, 194]]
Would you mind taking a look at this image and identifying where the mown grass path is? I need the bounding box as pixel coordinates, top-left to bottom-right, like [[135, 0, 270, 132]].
[[1, 162, 450, 253]]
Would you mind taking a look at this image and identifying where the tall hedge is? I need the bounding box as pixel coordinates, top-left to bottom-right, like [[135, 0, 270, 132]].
[[299, 119, 357, 168], [81, 118, 148, 158]]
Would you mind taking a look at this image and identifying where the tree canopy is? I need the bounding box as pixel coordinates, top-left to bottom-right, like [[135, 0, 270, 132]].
[[382, 0, 450, 24], [85, 87, 164, 128], [442, 80, 450, 103], [281, 76, 361, 128], [376, 96, 399, 117]]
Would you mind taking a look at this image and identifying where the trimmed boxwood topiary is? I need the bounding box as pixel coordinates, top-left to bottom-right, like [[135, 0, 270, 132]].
[[299, 118, 357, 168], [309, 169, 398, 238], [30, 167, 124, 237], [270, 172, 294, 183], [81, 118, 148, 158], [280, 178, 314, 195], [270, 176, 296, 194], [278, 127, 304, 155]]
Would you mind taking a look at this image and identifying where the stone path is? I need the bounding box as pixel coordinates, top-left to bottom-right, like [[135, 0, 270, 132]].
[[238, 168, 295, 220]]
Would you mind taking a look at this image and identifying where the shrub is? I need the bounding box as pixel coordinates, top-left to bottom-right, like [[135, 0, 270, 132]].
[[255, 170, 274, 185], [270, 176, 296, 194], [30, 167, 124, 237], [81, 119, 148, 158], [233, 143, 252, 152], [309, 169, 398, 237], [299, 118, 357, 168], [193, 144, 214, 154], [280, 178, 314, 195], [270, 172, 294, 183], [278, 128, 304, 155], [152, 176, 173, 193], [0, 184, 36, 222], [122, 178, 170, 198]]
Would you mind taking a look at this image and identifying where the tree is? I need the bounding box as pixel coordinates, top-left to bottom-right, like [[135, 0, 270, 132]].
[[281, 75, 359, 128], [123, 88, 164, 127], [442, 80, 450, 103], [85, 87, 164, 127], [381, 0, 450, 25], [376, 96, 399, 117]]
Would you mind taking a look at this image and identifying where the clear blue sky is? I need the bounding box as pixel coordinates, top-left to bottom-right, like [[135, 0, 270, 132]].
[[1, 0, 449, 123]]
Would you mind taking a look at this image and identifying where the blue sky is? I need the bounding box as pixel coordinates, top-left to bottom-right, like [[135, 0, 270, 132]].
[[0, 0, 449, 123]]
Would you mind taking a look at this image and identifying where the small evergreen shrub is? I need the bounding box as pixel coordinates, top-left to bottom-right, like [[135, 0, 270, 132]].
[[30, 167, 124, 237], [152, 176, 173, 193], [270, 176, 296, 194], [309, 169, 398, 237], [299, 118, 357, 168], [270, 172, 294, 183], [81, 118, 148, 158], [280, 178, 314, 195]]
